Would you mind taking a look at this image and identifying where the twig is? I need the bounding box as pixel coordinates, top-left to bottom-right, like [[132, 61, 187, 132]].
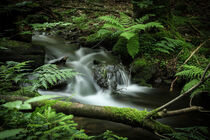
[[170, 40, 208, 91], [144, 63, 210, 120], [156, 106, 204, 118], [154, 131, 169, 139]]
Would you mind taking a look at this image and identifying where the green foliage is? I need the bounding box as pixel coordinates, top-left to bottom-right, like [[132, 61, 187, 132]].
[[0, 61, 77, 95], [31, 22, 72, 31], [176, 64, 210, 97], [133, 0, 153, 9], [71, 14, 89, 30], [126, 34, 139, 58], [89, 14, 163, 58], [154, 37, 192, 55], [162, 126, 209, 140], [94, 130, 127, 140], [2, 95, 60, 110], [0, 61, 31, 93], [31, 64, 78, 91], [0, 98, 127, 140], [0, 129, 24, 139], [176, 65, 204, 79]]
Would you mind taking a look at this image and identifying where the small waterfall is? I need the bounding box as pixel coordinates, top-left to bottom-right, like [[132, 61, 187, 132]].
[[33, 35, 151, 109]]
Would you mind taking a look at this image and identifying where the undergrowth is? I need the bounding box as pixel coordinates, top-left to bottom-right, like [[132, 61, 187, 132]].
[[0, 97, 127, 140]]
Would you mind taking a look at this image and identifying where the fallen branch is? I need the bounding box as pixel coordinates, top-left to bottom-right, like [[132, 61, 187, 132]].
[[156, 106, 204, 118], [170, 40, 208, 91], [0, 95, 174, 134], [145, 63, 210, 120]]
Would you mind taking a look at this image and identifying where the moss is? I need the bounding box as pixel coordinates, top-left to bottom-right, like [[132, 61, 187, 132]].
[[105, 106, 149, 123], [153, 120, 174, 133]]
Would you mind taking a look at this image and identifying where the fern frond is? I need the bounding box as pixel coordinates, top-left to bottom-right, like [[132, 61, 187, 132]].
[[119, 13, 133, 25], [120, 32, 136, 40], [176, 65, 204, 79], [154, 37, 191, 55], [102, 23, 124, 31], [127, 35, 139, 58], [181, 79, 199, 94], [32, 64, 78, 90], [136, 14, 155, 24], [126, 24, 146, 32], [144, 22, 164, 29], [99, 16, 124, 28]]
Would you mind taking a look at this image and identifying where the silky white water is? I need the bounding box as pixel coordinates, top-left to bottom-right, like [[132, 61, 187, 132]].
[[33, 35, 152, 109]]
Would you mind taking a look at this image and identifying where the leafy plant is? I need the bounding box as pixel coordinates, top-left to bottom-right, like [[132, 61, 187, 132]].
[[0, 61, 78, 95], [0, 61, 31, 93], [0, 96, 127, 140], [162, 126, 209, 140], [88, 13, 164, 58], [31, 64, 78, 91], [154, 37, 192, 55], [176, 64, 210, 97]]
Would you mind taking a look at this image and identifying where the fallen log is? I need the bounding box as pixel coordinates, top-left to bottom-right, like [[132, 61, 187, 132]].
[[0, 95, 174, 134]]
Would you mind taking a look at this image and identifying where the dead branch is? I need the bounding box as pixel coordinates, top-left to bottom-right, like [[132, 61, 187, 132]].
[[156, 106, 204, 118], [0, 95, 174, 134], [145, 63, 210, 120], [170, 40, 209, 91]]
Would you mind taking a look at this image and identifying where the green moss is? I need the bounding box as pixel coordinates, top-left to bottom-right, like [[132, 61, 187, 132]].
[[105, 106, 149, 123], [153, 120, 174, 133]]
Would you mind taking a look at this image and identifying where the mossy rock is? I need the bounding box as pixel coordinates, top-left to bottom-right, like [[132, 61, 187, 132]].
[[132, 58, 157, 85], [0, 39, 45, 69]]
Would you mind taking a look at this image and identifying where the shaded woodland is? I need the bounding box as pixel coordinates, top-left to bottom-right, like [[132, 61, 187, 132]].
[[0, 0, 210, 140]]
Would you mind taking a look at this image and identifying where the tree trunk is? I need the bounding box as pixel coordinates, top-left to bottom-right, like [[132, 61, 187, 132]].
[[0, 95, 174, 134]]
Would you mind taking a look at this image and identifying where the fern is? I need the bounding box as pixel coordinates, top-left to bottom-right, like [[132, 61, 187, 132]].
[[154, 37, 192, 55], [133, 0, 153, 9], [92, 14, 163, 58], [99, 15, 124, 28], [32, 64, 78, 91], [0, 61, 31, 93], [176, 64, 209, 97], [136, 14, 155, 24], [162, 126, 209, 140], [175, 65, 204, 79], [127, 34, 140, 58]]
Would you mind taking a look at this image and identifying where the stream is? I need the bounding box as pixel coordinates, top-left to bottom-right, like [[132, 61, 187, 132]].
[[32, 35, 209, 140]]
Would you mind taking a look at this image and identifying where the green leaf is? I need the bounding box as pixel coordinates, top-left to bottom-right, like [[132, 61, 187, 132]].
[[120, 32, 136, 40], [3, 101, 23, 109], [0, 129, 24, 139], [25, 95, 60, 103], [181, 79, 199, 94], [127, 35, 139, 58], [2, 100, 32, 110]]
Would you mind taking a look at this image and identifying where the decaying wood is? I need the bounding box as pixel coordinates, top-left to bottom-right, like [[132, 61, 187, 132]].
[[0, 95, 173, 134]]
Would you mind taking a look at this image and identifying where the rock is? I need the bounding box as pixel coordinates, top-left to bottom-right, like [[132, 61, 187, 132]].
[[92, 64, 128, 90], [0, 39, 45, 69], [50, 56, 69, 65]]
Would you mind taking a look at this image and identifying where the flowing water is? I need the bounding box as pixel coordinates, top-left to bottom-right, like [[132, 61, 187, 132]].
[[32, 35, 209, 140]]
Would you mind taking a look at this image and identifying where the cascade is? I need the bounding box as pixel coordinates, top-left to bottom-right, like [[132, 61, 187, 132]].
[[33, 35, 154, 109]]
